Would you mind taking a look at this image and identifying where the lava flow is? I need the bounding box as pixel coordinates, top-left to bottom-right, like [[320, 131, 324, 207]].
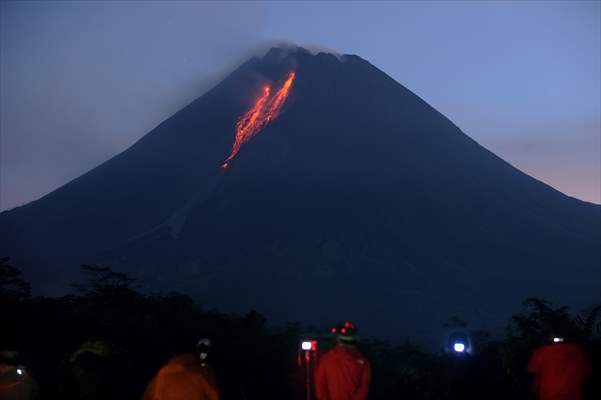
[[222, 71, 296, 169]]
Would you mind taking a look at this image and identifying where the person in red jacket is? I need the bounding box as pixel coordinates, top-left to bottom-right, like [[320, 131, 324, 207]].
[[314, 322, 371, 400], [527, 334, 591, 400]]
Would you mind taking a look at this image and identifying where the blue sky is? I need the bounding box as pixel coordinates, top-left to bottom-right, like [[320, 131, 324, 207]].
[[1, 0, 599, 210]]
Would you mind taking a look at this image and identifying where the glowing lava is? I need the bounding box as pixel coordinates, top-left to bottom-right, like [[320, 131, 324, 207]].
[[222, 71, 296, 168]]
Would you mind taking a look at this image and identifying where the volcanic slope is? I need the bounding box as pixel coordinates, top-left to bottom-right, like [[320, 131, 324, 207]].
[[1, 47, 599, 344]]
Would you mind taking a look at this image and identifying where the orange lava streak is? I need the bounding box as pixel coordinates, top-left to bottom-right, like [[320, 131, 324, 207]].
[[222, 71, 296, 169], [223, 85, 272, 167], [265, 71, 296, 123]]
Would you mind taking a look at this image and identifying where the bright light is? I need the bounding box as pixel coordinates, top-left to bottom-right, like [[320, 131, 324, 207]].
[[301, 341, 312, 351], [553, 337, 564, 343], [16, 368, 23, 375], [453, 343, 466, 353]]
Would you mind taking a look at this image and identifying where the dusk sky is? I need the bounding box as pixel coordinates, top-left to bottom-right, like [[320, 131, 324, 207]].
[[1, 0, 599, 211]]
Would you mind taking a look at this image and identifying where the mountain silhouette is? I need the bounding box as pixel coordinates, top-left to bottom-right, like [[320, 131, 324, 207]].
[[2, 47, 599, 345]]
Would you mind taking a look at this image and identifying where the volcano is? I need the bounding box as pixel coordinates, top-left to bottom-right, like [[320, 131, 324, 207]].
[[1, 47, 599, 345]]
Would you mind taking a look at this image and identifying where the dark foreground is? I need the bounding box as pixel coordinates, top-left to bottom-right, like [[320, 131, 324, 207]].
[[2, 259, 600, 399]]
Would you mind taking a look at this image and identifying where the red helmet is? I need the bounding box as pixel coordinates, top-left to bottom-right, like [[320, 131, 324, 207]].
[[330, 321, 359, 343]]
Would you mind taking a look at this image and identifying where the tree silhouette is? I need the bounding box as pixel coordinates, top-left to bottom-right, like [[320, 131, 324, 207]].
[[0, 256, 31, 300], [575, 305, 601, 340], [509, 297, 577, 340], [72, 264, 138, 299]]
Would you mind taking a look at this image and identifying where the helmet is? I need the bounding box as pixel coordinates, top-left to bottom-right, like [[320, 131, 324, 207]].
[[331, 321, 359, 344], [69, 338, 115, 362], [0, 350, 20, 365]]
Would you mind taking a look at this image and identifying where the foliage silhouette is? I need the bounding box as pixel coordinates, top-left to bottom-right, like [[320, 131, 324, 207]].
[[0, 256, 31, 300], [2, 260, 599, 400]]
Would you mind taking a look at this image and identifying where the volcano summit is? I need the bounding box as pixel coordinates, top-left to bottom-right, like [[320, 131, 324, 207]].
[[1, 47, 599, 345]]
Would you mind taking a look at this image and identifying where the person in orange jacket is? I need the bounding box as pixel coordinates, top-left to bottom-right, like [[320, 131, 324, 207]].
[[141, 338, 219, 400], [314, 322, 371, 400], [528, 333, 591, 400]]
